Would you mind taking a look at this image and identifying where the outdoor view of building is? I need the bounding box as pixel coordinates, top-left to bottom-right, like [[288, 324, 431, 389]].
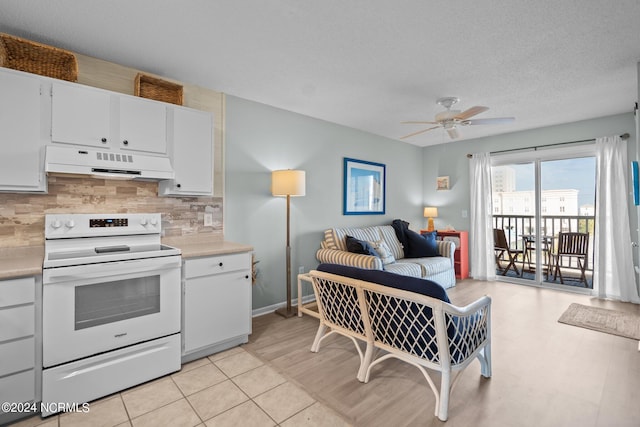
[[493, 189, 579, 215], [491, 164, 595, 237], [491, 165, 588, 216]]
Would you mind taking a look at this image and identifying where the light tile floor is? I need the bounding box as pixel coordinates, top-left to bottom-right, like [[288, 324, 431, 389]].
[[11, 346, 351, 427]]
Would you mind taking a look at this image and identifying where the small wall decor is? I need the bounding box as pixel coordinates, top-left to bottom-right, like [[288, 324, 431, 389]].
[[343, 158, 385, 215], [437, 176, 450, 191]]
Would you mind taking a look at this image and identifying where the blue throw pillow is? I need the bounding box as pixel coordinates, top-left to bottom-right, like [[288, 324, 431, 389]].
[[345, 235, 378, 256], [406, 229, 439, 257]]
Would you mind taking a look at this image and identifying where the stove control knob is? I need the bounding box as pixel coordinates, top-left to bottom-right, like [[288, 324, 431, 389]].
[[51, 220, 62, 229], [150, 217, 158, 226], [65, 220, 75, 228], [140, 218, 148, 226]]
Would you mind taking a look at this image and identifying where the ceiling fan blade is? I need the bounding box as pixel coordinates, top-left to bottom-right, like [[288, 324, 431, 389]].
[[401, 121, 440, 125], [454, 106, 489, 120], [465, 117, 515, 125], [447, 128, 460, 139], [400, 126, 440, 139]]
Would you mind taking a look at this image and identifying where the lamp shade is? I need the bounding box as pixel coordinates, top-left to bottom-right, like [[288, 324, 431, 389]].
[[272, 170, 306, 197], [423, 207, 438, 218]]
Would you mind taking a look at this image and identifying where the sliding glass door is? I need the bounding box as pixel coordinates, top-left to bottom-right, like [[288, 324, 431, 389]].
[[491, 145, 596, 289]]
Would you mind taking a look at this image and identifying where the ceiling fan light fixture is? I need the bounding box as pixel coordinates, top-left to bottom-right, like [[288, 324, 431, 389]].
[[443, 122, 456, 129], [435, 110, 461, 122]]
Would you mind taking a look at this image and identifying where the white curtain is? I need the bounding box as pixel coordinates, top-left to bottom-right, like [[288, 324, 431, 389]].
[[593, 135, 640, 303], [469, 152, 496, 280]]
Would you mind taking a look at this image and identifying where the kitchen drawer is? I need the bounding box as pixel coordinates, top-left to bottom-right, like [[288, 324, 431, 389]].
[[0, 277, 35, 308], [0, 337, 34, 376], [0, 305, 34, 342], [0, 369, 35, 404], [184, 252, 251, 279]]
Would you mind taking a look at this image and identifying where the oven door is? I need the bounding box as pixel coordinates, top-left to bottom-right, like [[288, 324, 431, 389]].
[[42, 255, 181, 368]]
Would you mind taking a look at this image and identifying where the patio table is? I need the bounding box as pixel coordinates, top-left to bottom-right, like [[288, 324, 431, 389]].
[[521, 234, 554, 278]]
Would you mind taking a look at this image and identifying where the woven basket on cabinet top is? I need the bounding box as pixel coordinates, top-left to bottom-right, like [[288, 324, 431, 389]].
[[134, 73, 184, 105], [0, 33, 78, 82]]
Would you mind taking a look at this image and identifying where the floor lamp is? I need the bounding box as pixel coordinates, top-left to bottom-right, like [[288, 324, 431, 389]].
[[272, 169, 306, 318]]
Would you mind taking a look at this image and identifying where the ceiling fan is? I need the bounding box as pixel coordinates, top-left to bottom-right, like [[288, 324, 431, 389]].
[[400, 97, 515, 140]]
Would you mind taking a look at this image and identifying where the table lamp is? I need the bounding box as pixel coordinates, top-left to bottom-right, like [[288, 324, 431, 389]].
[[423, 207, 438, 232]]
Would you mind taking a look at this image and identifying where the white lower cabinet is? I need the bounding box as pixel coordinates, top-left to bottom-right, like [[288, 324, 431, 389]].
[[0, 276, 38, 425], [182, 252, 252, 362]]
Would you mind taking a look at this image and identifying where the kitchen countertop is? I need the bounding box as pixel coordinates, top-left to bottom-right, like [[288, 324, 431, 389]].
[[162, 235, 253, 259], [0, 246, 44, 280], [0, 236, 252, 280]]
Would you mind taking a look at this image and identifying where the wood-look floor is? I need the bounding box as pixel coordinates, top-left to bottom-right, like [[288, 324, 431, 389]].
[[243, 279, 640, 427]]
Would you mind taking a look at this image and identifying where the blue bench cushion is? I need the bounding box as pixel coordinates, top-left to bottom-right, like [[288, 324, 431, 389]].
[[317, 263, 449, 302], [315, 263, 478, 364]]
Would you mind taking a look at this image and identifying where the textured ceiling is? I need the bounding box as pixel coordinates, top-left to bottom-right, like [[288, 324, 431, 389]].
[[1, 1, 639, 147]]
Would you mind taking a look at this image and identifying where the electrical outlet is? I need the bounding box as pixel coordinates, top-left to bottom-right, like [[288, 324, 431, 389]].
[[298, 266, 305, 274], [204, 213, 213, 226], [461, 209, 468, 218]]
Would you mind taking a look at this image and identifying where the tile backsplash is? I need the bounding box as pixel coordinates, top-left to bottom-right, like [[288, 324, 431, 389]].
[[0, 174, 223, 248]]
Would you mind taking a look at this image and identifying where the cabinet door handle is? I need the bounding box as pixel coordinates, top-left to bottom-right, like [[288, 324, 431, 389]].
[[218, 262, 223, 267], [101, 137, 107, 143], [245, 275, 249, 279], [122, 140, 129, 145], [176, 183, 181, 188]]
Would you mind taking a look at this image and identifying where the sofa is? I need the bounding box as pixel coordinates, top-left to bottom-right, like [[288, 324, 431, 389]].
[[307, 264, 492, 422], [316, 224, 456, 288]]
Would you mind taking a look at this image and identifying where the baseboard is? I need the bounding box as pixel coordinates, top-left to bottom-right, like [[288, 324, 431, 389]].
[[252, 294, 316, 318]]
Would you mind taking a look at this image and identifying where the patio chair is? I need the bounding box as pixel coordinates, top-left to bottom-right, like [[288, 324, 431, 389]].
[[552, 232, 589, 285], [493, 228, 524, 276]]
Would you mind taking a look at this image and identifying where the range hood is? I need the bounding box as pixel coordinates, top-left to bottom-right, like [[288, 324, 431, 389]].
[[45, 145, 174, 181]]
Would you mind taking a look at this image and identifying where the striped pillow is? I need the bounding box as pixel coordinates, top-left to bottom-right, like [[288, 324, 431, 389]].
[[368, 239, 396, 265], [378, 225, 404, 259]]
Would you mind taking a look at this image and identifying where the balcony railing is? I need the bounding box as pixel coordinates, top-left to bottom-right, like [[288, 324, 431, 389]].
[[493, 214, 595, 288]]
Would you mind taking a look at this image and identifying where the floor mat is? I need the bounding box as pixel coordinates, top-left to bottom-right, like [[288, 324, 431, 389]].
[[558, 303, 640, 340]]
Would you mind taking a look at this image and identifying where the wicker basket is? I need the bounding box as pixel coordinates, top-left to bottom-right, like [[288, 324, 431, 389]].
[[0, 33, 78, 81], [134, 73, 183, 105]]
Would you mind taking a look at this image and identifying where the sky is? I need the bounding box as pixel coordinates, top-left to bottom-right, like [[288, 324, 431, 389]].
[[510, 157, 596, 207]]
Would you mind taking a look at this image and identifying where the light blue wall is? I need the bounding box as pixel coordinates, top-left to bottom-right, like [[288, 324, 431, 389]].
[[224, 96, 424, 310]]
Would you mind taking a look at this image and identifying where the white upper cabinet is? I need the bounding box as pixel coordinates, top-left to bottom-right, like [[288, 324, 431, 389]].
[[0, 68, 48, 192], [51, 81, 167, 154], [0, 68, 215, 195], [159, 106, 213, 196], [119, 95, 166, 154], [51, 82, 111, 148]]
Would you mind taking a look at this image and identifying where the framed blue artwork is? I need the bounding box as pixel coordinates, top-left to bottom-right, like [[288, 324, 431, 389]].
[[343, 157, 386, 215]]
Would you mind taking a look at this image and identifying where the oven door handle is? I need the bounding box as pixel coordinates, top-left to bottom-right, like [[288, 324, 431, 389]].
[[43, 257, 181, 283]]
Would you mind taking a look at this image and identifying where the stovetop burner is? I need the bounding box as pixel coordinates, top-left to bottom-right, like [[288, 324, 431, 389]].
[[44, 213, 181, 268]]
